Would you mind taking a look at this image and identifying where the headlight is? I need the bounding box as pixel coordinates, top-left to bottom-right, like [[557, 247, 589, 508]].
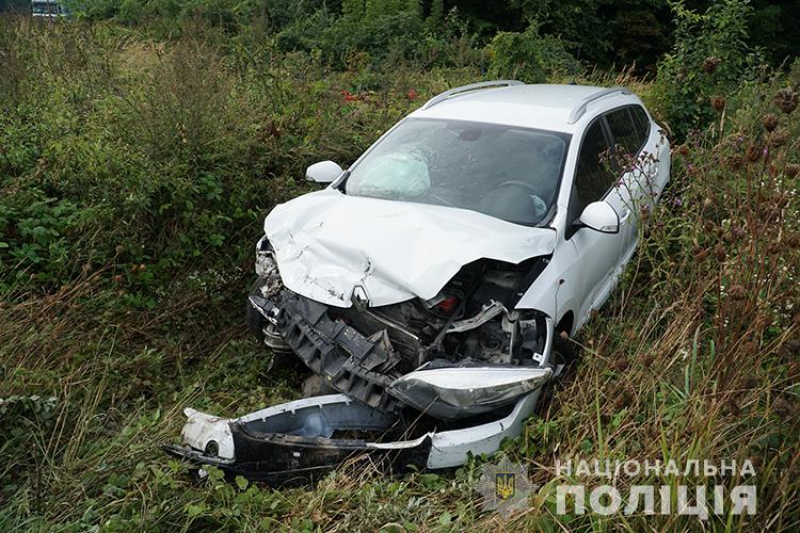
[[388, 366, 552, 420], [255, 235, 277, 276], [181, 408, 235, 459]]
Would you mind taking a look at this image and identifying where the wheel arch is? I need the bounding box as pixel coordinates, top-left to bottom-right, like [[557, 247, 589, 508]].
[[556, 310, 575, 337]]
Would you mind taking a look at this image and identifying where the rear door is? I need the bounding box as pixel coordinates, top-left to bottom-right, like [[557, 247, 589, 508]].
[[565, 117, 628, 327], [605, 105, 668, 266], [634, 105, 671, 201], [604, 106, 645, 266]]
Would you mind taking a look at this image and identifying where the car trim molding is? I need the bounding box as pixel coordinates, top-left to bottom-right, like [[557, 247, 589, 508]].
[[567, 87, 632, 125], [421, 80, 524, 110]]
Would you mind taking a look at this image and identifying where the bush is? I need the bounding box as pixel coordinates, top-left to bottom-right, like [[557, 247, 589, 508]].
[[487, 20, 582, 83], [652, 0, 764, 140], [275, 3, 436, 68], [0, 16, 482, 300]]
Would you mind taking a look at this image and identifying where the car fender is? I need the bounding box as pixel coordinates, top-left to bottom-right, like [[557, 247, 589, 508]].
[[515, 234, 580, 329]]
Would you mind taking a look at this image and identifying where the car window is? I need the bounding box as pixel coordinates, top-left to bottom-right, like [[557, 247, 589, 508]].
[[343, 118, 570, 227], [606, 108, 640, 157], [631, 106, 651, 145], [570, 119, 615, 218]]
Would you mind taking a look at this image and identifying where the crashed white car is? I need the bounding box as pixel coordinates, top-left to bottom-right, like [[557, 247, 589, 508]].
[[165, 82, 670, 483]]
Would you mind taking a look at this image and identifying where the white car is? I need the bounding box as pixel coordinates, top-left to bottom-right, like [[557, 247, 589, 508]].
[[165, 82, 670, 483]]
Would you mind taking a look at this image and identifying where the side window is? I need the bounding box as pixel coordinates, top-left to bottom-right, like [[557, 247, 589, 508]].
[[605, 107, 640, 157], [567, 119, 614, 232], [631, 106, 651, 146]]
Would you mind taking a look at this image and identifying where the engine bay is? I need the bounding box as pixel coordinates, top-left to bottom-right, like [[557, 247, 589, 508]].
[[249, 246, 554, 419]]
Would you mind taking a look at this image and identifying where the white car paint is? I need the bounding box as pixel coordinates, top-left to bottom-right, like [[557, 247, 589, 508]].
[[508, 87, 669, 332], [275, 84, 668, 330], [181, 409, 236, 459], [265, 188, 556, 308], [411, 83, 610, 133]]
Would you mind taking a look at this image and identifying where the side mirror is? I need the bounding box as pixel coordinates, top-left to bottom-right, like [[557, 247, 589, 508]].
[[578, 201, 619, 234], [306, 160, 343, 184]]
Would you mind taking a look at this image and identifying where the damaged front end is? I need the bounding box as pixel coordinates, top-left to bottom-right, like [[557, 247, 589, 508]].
[[162, 390, 545, 485], [167, 236, 557, 481]]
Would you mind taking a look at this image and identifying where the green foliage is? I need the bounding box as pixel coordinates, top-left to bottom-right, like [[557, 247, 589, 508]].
[[0, 18, 469, 300], [652, 0, 764, 139], [510, 0, 673, 68], [275, 7, 429, 66], [272, 0, 482, 69], [488, 20, 582, 83], [427, 0, 443, 28], [14, 0, 799, 72]]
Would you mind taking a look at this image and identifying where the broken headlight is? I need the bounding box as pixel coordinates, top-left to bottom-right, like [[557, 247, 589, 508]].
[[181, 408, 235, 460], [255, 235, 277, 276], [388, 366, 552, 420]]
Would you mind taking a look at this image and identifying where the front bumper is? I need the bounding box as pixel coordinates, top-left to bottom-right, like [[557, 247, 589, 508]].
[[164, 390, 544, 482], [249, 288, 556, 418], [172, 268, 555, 481]]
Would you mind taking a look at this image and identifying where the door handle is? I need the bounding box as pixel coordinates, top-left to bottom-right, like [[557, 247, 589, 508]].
[[619, 208, 631, 223]]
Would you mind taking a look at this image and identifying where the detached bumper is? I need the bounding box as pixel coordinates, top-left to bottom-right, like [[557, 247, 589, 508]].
[[179, 279, 556, 481], [164, 391, 543, 482]]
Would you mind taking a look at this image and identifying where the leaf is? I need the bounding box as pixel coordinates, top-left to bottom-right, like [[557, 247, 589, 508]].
[[235, 475, 249, 490], [183, 503, 207, 518]]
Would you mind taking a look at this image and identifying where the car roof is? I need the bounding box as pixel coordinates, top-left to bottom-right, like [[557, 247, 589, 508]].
[[409, 83, 642, 134]]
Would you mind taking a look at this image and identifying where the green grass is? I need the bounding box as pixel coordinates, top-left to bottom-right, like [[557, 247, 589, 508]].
[[1, 15, 798, 532]]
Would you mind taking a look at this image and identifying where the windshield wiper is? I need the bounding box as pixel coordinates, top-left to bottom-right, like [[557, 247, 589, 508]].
[[428, 192, 456, 207]]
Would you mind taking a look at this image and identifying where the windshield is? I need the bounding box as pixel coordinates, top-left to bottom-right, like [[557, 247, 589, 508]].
[[343, 118, 569, 226]]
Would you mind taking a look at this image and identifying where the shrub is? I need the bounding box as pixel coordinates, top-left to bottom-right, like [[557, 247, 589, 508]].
[[0, 16, 482, 300], [487, 20, 582, 83], [651, 0, 764, 140]]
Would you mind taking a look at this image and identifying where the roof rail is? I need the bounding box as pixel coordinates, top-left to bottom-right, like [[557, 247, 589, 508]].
[[421, 80, 524, 110], [567, 87, 632, 124]]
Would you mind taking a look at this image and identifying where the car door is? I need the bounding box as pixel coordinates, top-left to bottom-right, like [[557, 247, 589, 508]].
[[604, 106, 645, 266], [565, 116, 629, 328], [631, 105, 670, 200], [606, 105, 671, 267]]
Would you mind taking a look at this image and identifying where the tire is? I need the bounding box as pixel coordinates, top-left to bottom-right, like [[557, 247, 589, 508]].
[[552, 334, 580, 367], [247, 297, 266, 342]]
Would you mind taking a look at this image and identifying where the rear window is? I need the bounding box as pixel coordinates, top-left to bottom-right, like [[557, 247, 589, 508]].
[[605, 107, 641, 157], [631, 106, 650, 143]]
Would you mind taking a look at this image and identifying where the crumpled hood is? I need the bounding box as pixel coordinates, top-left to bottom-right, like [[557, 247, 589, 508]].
[[265, 189, 556, 308]]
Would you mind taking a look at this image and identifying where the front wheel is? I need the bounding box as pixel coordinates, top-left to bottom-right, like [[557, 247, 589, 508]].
[[552, 334, 580, 369]]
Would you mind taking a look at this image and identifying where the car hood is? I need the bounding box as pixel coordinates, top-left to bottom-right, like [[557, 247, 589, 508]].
[[264, 189, 556, 308]]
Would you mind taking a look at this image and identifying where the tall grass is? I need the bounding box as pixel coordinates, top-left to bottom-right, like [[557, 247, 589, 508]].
[[0, 14, 798, 532]]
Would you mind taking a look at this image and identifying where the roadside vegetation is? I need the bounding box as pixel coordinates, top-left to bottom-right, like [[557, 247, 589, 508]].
[[0, 0, 798, 530]]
